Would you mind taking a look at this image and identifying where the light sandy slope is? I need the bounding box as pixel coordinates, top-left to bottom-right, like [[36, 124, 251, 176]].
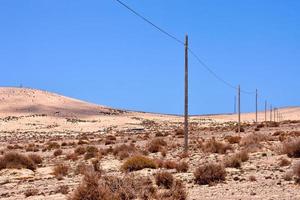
[[0, 87, 123, 118], [0, 87, 299, 133]]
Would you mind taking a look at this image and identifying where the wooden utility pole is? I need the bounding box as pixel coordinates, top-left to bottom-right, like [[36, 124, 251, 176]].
[[238, 85, 241, 133], [270, 105, 273, 121], [184, 35, 189, 152], [234, 96, 237, 114], [265, 100, 267, 122], [255, 89, 258, 123]]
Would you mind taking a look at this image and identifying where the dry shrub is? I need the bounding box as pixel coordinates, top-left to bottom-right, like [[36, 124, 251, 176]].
[[25, 144, 39, 152], [249, 175, 257, 182], [69, 171, 152, 200], [194, 163, 226, 185], [157, 179, 187, 200], [282, 138, 300, 158], [224, 150, 249, 168], [266, 121, 279, 127], [273, 131, 285, 136], [78, 139, 89, 145], [28, 154, 43, 165], [74, 146, 86, 155], [122, 155, 157, 172], [84, 146, 99, 160], [279, 157, 291, 167], [294, 161, 300, 183], [54, 149, 63, 157], [113, 144, 137, 160], [7, 144, 23, 150], [56, 185, 69, 195], [53, 163, 69, 178], [176, 161, 189, 173], [68, 171, 116, 200], [24, 188, 39, 197], [47, 142, 60, 150], [163, 160, 177, 169], [225, 135, 241, 144], [75, 162, 90, 175], [0, 152, 36, 170], [155, 171, 174, 189], [202, 138, 232, 154], [240, 133, 270, 148], [147, 138, 167, 153], [92, 159, 102, 173], [175, 128, 184, 136], [66, 153, 79, 161]]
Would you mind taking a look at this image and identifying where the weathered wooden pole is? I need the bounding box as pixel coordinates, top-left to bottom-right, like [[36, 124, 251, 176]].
[[238, 85, 241, 133], [184, 35, 189, 151]]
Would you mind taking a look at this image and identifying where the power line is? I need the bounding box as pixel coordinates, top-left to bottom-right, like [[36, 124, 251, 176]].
[[114, 0, 255, 95], [115, 0, 184, 45]]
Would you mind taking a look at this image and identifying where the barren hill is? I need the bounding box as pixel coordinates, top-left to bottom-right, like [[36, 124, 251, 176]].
[[0, 87, 124, 118]]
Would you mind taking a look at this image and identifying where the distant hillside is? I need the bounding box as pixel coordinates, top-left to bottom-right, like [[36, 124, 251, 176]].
[[0, 87, 124, 118]]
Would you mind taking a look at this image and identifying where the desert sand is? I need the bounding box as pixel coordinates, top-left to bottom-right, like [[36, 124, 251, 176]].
[[0, 87, 300, 200]]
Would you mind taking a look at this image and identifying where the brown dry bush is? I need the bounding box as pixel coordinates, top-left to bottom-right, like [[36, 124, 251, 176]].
[[163, 160, 177, 169], [224, 151, 249, 168], [56, 185, 69, 195], [282, 138, 300, 158], [28, 154, 43, 165], [157, 179, 187, 200], [121, 155, 157, 172], [240, 133, 270, 148], [147, 138, 167, 153], [249, 175, 257, 182], [202, 138, 232, 154], [113, 144, 137, 160], [53, 163, 69, 178], [25, 144, 39, 152], [293, 161, 300, 183], [84, 146, 99, 160], [46, 142, 60, 150], [54, 149, 63, 157], [155, 171, 174, 189], [279, 157, 291, 167], [66, 153, 79, 161], [69, 171, 150, 200], [74, 146, 86, 155], [194, 163, 226, 185], [176, 161, 189, 172], [225, 135, 241, 144], [0, 152, 36, 170], [24, 188, 39, 197]]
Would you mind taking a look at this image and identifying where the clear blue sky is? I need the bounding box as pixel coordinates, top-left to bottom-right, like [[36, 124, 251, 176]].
[[0, 0, 299, 115]]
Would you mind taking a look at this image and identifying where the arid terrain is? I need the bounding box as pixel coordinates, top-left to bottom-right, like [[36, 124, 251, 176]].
[[1, 87, 300, 200]]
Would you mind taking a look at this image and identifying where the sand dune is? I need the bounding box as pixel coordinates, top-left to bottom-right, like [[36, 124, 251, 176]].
[[0, 87, 124, 118]]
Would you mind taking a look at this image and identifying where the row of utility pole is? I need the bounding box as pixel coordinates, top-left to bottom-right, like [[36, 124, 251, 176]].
[[183, 34, 283, 150]]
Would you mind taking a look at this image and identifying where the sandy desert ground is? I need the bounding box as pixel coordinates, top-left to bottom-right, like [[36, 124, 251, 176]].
[[1, 87, 300, 200]]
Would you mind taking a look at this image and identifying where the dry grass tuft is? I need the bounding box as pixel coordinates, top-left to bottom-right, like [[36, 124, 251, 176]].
[[155, 171, 174, 189], [121, 155, 157, 172], [74, 146, 86, 155], [147, 138, 167, 153], [28, 154, 43, 165], [202, 138, 232, 154], [53, 149, 63, 157], [0, 152, 36, 170], [225, 150, 249, 168], [282, 138, 300, 158], [279, 157, 291, 167], [194, 163, 226, 185], [225, 135, 241, 144], [24, 188, 39, 197], [113, 144, 137, 160], [176, 161, 189, 172], [84, 146, 99, 160], [53, 163, 69, 179]]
